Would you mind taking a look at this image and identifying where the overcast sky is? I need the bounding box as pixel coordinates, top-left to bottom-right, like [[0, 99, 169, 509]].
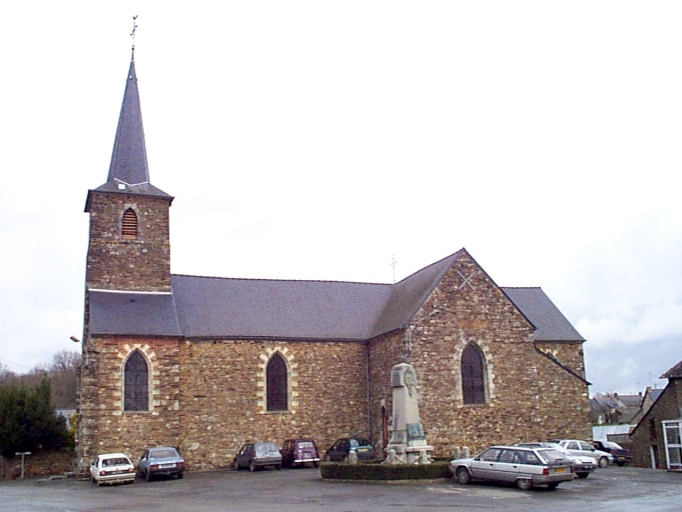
[[1, 2, 680, 397]]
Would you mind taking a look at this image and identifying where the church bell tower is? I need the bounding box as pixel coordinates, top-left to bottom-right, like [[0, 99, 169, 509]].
[[84, 54, 173, 293]]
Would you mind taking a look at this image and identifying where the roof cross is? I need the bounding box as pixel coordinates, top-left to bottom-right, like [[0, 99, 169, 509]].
[[390, 254, 399, 284]]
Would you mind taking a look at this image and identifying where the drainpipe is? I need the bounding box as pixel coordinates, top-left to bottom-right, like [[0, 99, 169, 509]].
[[365, 340, 372, 441]]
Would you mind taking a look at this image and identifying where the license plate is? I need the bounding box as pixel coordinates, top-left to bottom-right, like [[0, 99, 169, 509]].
[[160, 463, 176, 468], [555, 467, 566, 473]]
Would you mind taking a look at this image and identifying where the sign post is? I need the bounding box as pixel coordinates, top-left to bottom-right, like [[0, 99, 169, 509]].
[[15, 452, 31, 479]]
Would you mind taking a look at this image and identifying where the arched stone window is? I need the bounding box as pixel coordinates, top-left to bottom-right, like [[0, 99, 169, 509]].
[[461, 343, 486, 405], [121, 208, 138, 239], [266, 352, 288, 412], [124, 350, 149, 411]]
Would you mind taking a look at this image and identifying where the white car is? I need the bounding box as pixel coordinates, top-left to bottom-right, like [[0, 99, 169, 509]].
[[90, 453, 136, 486], [552, 440, 613, 468], [450, 445, 575, 491], [515, 442, 597, 478]]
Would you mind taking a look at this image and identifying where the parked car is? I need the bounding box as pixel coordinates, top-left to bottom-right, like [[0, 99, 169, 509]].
[[450, 445, 575, 491], [281, 438, 320, 468], [323, 437, 376, 462], [234, 442, 282, 471], [593, 440, 632, 466], [552, 439, 613, 468], [514, 442, 597, 478], [89, 453, 136, 486], [137, 446, 185, 481]]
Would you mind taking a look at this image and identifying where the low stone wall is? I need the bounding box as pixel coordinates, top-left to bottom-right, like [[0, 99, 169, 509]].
[[1, 450, 76, 480]]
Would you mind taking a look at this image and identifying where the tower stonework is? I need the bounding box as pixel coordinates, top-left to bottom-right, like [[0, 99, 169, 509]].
[[85, 192, 171, 292]]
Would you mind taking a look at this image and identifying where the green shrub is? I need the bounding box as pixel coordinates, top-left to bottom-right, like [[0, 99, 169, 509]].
[[320, 460, 452, 481]]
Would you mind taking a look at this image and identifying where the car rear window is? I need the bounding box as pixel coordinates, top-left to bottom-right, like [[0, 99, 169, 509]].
[[537, 449, 570, 463], [150, 449, 179, 459], [297, 441, 314, 449], [103, 457, 130, 467], [255, 443, 280, 456]]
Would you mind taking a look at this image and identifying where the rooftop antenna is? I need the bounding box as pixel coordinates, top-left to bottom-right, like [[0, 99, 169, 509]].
[[130, 15, 138, 60]]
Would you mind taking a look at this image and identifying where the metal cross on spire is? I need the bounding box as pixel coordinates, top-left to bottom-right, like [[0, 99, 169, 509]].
[[130, 15, 138, 60]]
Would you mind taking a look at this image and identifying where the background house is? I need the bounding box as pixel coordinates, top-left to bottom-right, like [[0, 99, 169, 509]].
[[629, 361, 682, 470]]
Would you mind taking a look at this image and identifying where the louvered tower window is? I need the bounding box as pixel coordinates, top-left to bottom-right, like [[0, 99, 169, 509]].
[[461, 343, 486, 405], [124, 350, 149, 411], [266, 353, 288, 411], [121, 208, 138, 239]]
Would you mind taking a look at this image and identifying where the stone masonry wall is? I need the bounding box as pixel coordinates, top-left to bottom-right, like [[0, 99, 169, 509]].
[[78, 336, 369, 471], [179, 339, 369, 471], [368, 252, 591, 458], [535, 341, 587, 378], [630, 380, 681, 468], [77, 336, 181, 468], [86, 192, 171, 292]]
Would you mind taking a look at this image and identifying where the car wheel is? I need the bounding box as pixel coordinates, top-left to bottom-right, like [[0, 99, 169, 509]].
[[598, 457, 609, 468], [516, 478, 533, 491], [276, 464, 282, 470], [250, 462, 257, 472], [576, 472, 590, 479], [455, 467, 471, 485], [313, 461, 319, 468], [145, 470, 152, 482], [547, 482, 559, 490], [616, 461, 625, 467], [177, 472, 184, 479]]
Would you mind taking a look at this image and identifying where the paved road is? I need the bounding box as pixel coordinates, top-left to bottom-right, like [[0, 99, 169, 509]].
[[1, 464, 681, 512]]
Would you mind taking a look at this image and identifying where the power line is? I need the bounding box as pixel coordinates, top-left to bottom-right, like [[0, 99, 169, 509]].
[[0, 356, 33, 370]]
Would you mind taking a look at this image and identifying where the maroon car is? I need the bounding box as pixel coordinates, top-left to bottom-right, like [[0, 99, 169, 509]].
[[281, 438, 320, 468]]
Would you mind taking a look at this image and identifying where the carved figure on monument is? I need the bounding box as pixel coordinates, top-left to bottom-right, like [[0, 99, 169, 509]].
[[383, 363, 433, 464]]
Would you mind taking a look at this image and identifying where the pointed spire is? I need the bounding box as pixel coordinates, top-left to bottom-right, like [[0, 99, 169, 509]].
[[86, 18, 172, 206], [107, 58, 149, 186]]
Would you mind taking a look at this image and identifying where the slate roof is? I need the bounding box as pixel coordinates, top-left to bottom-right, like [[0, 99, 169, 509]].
[[89, 250, 585, 345], [85, 59, 172, 212], [661, 360, 682, 379], [502, 287, 585, 342], [89, 291, 181, 336]]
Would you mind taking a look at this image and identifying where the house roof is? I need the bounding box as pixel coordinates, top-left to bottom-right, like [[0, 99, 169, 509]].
[[502, 287, 585, 342], [661, 360, 682, 379], [89, 250, 585, 345]]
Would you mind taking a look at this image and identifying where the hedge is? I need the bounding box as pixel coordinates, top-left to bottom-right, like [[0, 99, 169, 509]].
[[320, 460, 452, 481]]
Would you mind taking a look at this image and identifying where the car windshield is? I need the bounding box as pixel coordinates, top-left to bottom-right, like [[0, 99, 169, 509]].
[[255, 443, 279, 456], [150, 448, 179, 459]]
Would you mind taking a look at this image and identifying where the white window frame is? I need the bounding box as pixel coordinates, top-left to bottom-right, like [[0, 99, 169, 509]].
[[662, 419, 682, 471]]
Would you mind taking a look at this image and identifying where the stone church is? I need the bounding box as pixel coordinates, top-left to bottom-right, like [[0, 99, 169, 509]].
[[76, 55, 592, 470]]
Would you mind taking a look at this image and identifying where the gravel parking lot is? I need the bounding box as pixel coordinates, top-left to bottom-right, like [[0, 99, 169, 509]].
[[1, 464, 681, 512]]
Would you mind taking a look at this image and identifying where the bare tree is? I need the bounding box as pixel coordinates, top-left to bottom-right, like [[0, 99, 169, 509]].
[[46, 350, 81, 409]]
